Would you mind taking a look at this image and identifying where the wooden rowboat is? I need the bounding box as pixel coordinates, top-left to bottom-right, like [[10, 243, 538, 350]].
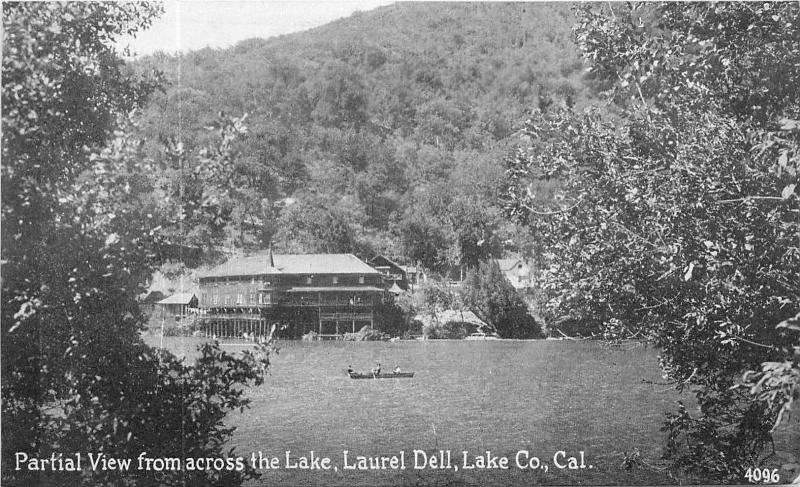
[[348, 371, 415, 379]]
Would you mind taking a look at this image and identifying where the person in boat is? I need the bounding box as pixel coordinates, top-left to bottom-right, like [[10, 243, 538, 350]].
[[393, 365, 401, 374], [372, 363, 381, 375], [347, 365, 354, 375]]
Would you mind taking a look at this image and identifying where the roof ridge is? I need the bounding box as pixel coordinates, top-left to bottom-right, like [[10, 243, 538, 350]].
[[199, 253, 379, 278]]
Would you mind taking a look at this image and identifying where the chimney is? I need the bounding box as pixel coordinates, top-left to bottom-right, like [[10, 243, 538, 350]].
[[268, 241, 274, 268]]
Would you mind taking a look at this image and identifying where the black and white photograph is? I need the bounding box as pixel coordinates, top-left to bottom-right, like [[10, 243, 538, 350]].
[[2, 1, 799, 485]]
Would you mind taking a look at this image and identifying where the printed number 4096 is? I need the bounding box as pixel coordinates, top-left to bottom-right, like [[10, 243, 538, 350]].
[[744, 467, 780, 484]]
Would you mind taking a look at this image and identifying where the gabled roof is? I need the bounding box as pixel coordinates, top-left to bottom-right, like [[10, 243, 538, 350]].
[[141, 290, 167, 304], [158, 293, 197, 305], [496, 258, 522, 272], [369, 255, 404, 269], [388, 282, 404, 294], [200, 254, 282, 278], [200, 253, 380, 278]]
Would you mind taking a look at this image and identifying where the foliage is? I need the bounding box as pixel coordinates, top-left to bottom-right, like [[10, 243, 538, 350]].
[[395, 207, 454, 271], [424, 320, 468, 340], [373, 294, 410, 338], [309, 61, 369, 130], [742, 312, 800, 434], [131, 3, 591, 265], [343, 326, 389, 342], [461, 261, 542, 339], [395, 158, 507, 273], [17, 342, 272, 486], [156, 316, 202, 337], [272, 196, 358, 254], [411, 280, 460, 319], [503, 2, 799, 481], [159, 114, 250, 251], [2, 4, 270, 486]]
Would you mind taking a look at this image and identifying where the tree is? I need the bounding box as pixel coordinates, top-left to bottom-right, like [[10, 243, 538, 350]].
[[503, 2, 799, 481], [2, 4, 271, 485], [395, 173, 505, 274], [373, 295, 409, 337], [462, 261, 542, 339], [446, 195, 504, 269], [273, 197, 358, 254], [412, 98, 473, 150], [308, 61, 369, 130], [395, 210, 454, 272]]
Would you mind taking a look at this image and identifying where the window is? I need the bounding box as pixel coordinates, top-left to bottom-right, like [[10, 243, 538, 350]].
[[224, 295, 230, 305], [358, 275, 365, 284], [201, 293, 207, 303], [213, 295, 219, 305], [236, 293, 243, 304], [263, 293, 271, 305], [258, 293, 263, 305], [332, 276, 338, 284], [249, 293, 256, 304]]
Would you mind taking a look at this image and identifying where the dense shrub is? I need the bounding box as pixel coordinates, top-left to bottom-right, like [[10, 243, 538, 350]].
[[343, 326, 389, 341], [374, 294, 410, 337], [462, 261, 543, 338], [424, 320, 467, 339]]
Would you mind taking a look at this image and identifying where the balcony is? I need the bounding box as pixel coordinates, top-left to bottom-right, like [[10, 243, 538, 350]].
[[280, 297, 373, 307], [319, 312, 373, 321]]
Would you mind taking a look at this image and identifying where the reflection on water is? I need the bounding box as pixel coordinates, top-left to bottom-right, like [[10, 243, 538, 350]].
[[148, 337, 684, 486]]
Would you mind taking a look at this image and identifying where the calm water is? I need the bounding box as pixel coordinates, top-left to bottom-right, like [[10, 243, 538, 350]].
[[149, 336, 690, 485]]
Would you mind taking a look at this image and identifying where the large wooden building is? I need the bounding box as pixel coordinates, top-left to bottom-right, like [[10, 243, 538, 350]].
[[198, 252, 383, 338]]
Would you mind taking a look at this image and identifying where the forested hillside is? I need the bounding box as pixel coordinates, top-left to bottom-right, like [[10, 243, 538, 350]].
[[133, 2, 593, 272]]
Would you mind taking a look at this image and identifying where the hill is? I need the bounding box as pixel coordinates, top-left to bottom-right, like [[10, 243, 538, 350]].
[[133, 2, 593, 272]]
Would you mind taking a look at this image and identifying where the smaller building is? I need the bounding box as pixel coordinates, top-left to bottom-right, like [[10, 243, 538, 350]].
[[400, 265, 425, 289], [157, 292, 198, 322], [495, 255, 533, 289], [388, 282, 404, 295], [369, 255, 425, 292]]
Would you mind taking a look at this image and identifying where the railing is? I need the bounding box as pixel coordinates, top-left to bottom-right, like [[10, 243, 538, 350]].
[[280, 298, 372, 307], [201, 313, 264, 320], [319, 312, 372, 321]]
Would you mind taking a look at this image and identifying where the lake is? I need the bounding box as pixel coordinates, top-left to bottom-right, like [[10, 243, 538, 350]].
[[148, 336, 692, 485]]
